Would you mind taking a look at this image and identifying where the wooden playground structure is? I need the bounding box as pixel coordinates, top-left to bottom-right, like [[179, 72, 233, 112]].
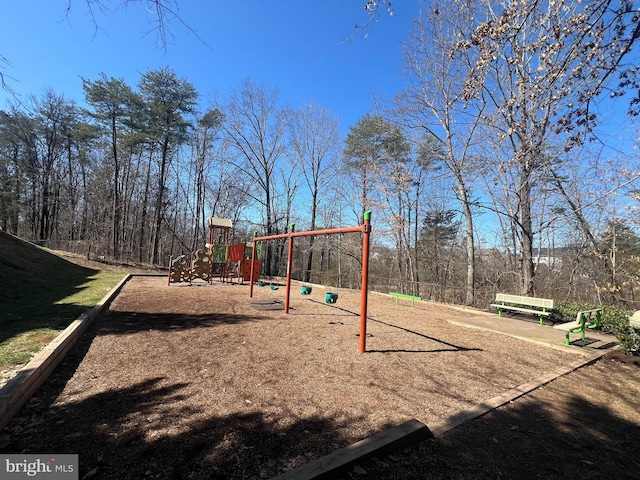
[[167, 217, 260, 286]]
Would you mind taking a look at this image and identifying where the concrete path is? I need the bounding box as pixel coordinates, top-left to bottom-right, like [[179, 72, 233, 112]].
[[448, 312, 619, 356]]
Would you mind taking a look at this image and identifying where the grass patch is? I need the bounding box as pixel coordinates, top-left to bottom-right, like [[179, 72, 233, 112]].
[[0, 329, 61, 367], [51, 270, 124, 309], [0, 231, 125, 369]]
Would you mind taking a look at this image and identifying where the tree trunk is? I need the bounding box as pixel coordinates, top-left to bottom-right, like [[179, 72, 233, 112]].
[[457, 179, 475, 305], [519, 161, 535, 296], [304, 193, 318, 283], [152, 138, 170, 265], [139, 152, 152, 263]]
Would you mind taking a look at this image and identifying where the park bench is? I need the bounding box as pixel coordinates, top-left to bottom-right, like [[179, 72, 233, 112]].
[[490, 293, 554, 325], [553, 308, 603, 346], [390, 291, 422, 307]]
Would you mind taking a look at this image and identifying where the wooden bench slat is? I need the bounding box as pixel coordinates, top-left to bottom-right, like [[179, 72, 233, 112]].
[[489, 304, 552, 316], [491, 293, 554, 325], [494, 293, 554, 309]]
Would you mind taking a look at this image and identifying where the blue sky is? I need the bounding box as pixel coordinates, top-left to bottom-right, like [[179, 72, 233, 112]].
[[0, 1, 636, 156], [0, 1, 417, 132], [2, 1, 638, 239]]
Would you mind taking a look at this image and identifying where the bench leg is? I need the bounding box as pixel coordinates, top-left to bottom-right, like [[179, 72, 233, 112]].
[[565, 327, 586, 346]]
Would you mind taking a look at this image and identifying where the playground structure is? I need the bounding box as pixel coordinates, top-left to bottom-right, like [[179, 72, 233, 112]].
[[167, 217, 261, 285], [249, 212, 372, 353]]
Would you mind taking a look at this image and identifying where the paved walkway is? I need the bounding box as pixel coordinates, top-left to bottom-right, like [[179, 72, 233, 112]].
[[448, 311, 619, 356]]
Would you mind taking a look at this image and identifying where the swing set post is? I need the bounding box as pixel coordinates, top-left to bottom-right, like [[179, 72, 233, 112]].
[[248, 212, 373, 352], [249, 231, 257, 298], [285, 224, 295, 313], [359, 211, 372, 353]]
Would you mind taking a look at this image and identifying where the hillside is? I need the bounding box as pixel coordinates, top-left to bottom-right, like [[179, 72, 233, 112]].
[[0, 231, 124, 369]]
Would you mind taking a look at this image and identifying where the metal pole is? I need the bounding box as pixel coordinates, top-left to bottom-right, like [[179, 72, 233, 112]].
[[250, 219, 373, 353], [359, 211, 372, 353], [285, 224, 295, 313], [253, 225, 365, 242], [249, 232, 257, 298]]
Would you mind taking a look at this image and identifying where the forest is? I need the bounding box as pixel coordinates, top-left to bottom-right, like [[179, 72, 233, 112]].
[[1, 0, 640, 309]]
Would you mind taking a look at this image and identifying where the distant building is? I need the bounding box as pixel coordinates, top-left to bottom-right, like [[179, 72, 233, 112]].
[[532, 248, 563, 271]]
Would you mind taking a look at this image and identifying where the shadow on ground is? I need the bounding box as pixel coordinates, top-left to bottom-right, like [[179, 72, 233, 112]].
[[97, 309, 273, 335], [4, 375, 368, 479], [349, 357, 640, 479], [299, 300, 483, 354], [0, 309, 382, 479], [3, 293, 638, 479]]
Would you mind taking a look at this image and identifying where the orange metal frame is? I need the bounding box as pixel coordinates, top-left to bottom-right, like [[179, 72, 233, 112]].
[[249, 212, 372, 353]]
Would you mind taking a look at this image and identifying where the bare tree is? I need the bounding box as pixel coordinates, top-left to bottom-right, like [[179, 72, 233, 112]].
[[395, 0, 485, 304], [222, 79, 288, 275], [288, 102, 340, 282], [453, 0, 640, 295], [190, 108, 222, 250], [65, 0, 201, 49]]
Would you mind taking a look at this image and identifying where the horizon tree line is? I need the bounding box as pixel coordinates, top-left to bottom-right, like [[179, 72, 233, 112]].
[[2, 0, 640, 308]]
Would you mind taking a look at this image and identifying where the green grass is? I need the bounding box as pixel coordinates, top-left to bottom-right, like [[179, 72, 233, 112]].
[[0, 329, 61, 366], [0, 231, 125, 368]]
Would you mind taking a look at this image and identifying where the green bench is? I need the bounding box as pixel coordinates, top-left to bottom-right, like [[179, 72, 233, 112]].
[[490, 293, 554, 325], [390, 291, 422, 307], [553, 309, 603, 345]]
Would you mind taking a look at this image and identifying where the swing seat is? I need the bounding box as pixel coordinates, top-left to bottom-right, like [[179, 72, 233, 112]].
[[301, 286, 312, 295], [325, 292, 338, 304]]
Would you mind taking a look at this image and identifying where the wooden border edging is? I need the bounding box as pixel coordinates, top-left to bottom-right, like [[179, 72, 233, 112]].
[[271, 348, 611, 479], [429, 349, 608, 436], [271, 419, 433, 480], [0, 273, 132, 431]]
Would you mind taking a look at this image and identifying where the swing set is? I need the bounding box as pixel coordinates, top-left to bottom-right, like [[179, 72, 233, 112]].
[[249, 212, 372, 353]]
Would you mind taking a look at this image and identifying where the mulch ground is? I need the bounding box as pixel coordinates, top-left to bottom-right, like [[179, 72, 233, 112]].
[[1, 276, 639, 479]]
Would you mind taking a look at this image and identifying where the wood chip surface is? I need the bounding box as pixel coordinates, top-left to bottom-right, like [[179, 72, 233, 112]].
[[6, 276, 580, 479]]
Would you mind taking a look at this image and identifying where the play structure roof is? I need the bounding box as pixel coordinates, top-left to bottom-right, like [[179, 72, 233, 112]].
[[208, 217, 233, 228]]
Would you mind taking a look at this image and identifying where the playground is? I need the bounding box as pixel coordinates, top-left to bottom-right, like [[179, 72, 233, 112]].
[[6, 274, 639, 479]]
